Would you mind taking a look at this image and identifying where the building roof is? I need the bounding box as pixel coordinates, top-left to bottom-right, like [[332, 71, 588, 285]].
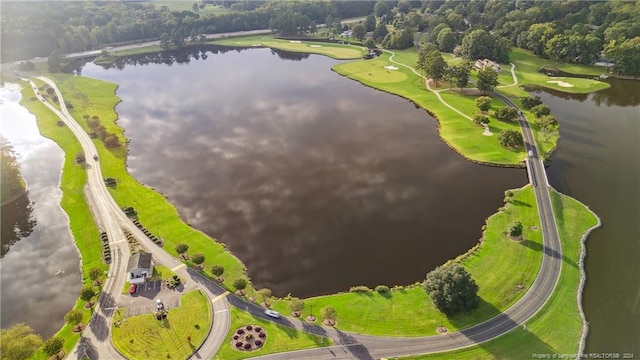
[[127, 252, 152, 272]]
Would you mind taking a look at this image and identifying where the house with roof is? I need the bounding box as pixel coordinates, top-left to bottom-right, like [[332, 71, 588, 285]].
[[474, 58, 501, 72], [127, 252, 153, 284]]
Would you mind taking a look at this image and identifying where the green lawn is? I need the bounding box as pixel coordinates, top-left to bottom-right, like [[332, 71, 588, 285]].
[[46, 74, 249, 294], [212, 35, 366, 59], [333, 51, 527, 165], [271, 186, 543, 336], [402, 189, 599, 359], [112, 290, 211, 360], [19, 82, 106, 359], [215, 307, 331, 359]]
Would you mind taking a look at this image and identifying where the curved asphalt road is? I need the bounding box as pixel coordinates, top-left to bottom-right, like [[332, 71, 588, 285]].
[[32, 65, 563, 358], [30, 77, 231, 360]]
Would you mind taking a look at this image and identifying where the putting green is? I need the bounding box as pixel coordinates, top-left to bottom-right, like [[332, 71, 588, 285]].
[[337, 59, 408, 84]]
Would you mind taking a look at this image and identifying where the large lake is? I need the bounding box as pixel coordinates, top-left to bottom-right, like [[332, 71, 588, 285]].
[[80, 46, 525, 298]]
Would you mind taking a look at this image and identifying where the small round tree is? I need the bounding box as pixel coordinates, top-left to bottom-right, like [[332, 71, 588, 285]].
[[43, 336, 64, 359], [211, 264, 224, 276], [233, 278, 248, 294], [495, 106, 519, 122], [89, 267, 103, 285], [191, 253, 205, 267], [320, 306, 337, 326], [175, 243, 188, 255], [423, 263, 479, 316], [80, 287, 96, 302], [473, 114, 490, 125], [65, 309, 84, 331], [258, 288, 272, 306], [507, 221, 524, 238], [475, 96, 492, 113], [288, 298, 305, 317], [497, 129, 524, 148]]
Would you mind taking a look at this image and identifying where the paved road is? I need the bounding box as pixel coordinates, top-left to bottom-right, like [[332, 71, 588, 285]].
[[31, 77, 231, 360]]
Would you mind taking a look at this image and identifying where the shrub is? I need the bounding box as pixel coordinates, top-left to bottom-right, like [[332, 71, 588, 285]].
[[211, 264, 224, 276], [233, 278, 248, 291], [349, 285, 372, 293], [423, 263, 479, 316], [375, 285, 390, 293]]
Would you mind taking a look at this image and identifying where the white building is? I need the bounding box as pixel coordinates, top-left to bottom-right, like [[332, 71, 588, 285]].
[[127, 252, 153, 284]]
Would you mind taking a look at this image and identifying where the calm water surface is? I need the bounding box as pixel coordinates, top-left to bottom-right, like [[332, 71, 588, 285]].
[[538, 79, 640, 354], [82, 47, 526, 298], [0, 83, 81, 337]]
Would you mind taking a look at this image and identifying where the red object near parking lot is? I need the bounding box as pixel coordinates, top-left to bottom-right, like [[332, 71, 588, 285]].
[[129, 284, 137, 294]]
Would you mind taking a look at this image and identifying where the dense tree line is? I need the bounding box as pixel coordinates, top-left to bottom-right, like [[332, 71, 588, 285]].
[[0, 0, 374, 62]]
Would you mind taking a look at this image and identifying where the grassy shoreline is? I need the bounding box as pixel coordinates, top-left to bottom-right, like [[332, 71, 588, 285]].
[[401, 188, 599, 359]]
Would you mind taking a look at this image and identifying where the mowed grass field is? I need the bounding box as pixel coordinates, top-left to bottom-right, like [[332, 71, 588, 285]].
[[112, 290, 211, 360], [215, 306, 331, 359], [402, 189, 599, 359], [270, 186, 544, 336], [213, 35, 366, 59]]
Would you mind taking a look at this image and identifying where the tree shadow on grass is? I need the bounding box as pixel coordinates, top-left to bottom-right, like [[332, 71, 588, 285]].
[[511, 199, 532, 207], [520, 239, 578, 270]]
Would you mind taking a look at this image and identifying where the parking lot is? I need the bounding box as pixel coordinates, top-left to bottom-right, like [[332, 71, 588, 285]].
[[117, 280, 185, 317]]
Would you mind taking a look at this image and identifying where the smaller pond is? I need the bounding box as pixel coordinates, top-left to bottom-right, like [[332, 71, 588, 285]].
[[0, 83, 81, 338]]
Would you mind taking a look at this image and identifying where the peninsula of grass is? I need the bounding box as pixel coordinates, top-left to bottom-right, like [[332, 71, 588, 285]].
[[332, 51, 531, 165], [215, 307, 331, 359], [18, 82, 107, 359], [270, 186, 543, 336], [112, 290, 211, 360], [212, 34, 366, 59], [44, 73, 248, 293], [401, 189, 600, 359]]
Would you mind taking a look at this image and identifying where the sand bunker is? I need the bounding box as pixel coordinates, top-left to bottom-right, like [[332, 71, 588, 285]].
[[384, 66, 399, 70], [309, 45, 322, 48], [547, 80, 574, 87], [289, 40, 302, 43]]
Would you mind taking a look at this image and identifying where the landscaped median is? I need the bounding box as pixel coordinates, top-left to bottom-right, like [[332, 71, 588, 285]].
[[269, 186, 544, 336], [401, 189, 600, 359]]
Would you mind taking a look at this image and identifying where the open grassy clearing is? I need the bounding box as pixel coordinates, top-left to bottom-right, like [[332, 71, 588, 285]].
[[215, 306, 331, 359], [271, 186, 543, 336], [112, 290, 211, 360], [46, 74, 248, 293], [402, 189, 599, 359], [212, 34, 366, 59], [18, 82, 106, 359]]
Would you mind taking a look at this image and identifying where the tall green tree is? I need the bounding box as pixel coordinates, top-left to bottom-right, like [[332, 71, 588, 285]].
[[476, 68, 499, 94], [364, 14, 376, 32], [426, 51, 447, 86], [374, 1, 391, 18], [48, 49, 62, 73], [451, 62, 471, 91], [65, 309, 84, 326], [372, 22, 389, 42], [460, 29, 494, 60], [423, 263, 480, 316], [606, 37, 640, 76], [321, 306, 338, 325], [0, 323, 43, 360], [436, 28, 457, 53], [352, 24, 366, 41], [495, 107, 519, 122]]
